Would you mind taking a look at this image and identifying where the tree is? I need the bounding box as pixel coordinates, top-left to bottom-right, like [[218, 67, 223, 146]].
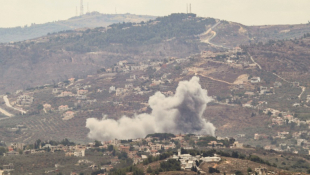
[[209, 167, 220, 173], [0, 147, 7, 156], [147, 166, 153, 173], [267, 111, 272, 116], [108, 145, 114, 151], [247, 167, 252, 172], [37, 104, 43, 111], [235, 170, 243, 175], [191, 166, 197, 172], [232, 151, 239, 158], [94, 140, 102, 147]]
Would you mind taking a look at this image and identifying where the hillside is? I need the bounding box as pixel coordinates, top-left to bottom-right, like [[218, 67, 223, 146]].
[[211, 21, 310, 48], [0, 12, 155, 43], [0, 13, 217, 94]]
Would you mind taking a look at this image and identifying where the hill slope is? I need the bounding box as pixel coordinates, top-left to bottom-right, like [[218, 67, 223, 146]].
[[0, 12, 155, 43]]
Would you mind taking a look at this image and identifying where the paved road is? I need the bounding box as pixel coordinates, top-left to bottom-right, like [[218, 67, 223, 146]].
[[199, 73, 233, 85], [201, 22, 230, 50], [0, 107, 13, 118], [248, 53, 262, 70], [298, 86, 306, 100], [3, 95, 26, 114]]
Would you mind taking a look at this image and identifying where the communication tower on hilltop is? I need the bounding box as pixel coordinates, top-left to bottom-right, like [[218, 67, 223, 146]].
[[80, 0, 84, 16]]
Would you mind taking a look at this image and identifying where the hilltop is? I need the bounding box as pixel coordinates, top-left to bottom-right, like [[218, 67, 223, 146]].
[[1, 14, 310, 95], [0, 12, 155, 43]]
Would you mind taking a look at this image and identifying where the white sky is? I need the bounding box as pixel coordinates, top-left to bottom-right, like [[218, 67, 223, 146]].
[[1, 0, 310, 28]]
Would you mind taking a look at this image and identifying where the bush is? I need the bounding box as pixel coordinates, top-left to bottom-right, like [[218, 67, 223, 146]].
[[235, 170, 243, 175], [209, 167, 220, 173], [160, 159, 181, 171]]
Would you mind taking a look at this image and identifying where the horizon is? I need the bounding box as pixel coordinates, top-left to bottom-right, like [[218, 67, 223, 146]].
[[1, 0, 310, 28]]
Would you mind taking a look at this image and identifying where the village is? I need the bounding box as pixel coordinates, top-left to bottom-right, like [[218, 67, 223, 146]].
[[0, 132, 285, 175], [0, 46, 309, 173]]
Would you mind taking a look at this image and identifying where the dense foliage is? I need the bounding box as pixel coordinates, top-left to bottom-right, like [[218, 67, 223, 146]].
[[35, 13, 216, 53], [145, 133, 176, 140]]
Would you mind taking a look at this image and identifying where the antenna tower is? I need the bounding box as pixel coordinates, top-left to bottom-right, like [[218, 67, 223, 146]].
[[189, 4, 191, 13], [87, 3, 89, 13], [76, 6, 78, 16], [80, 0, 84, 16]]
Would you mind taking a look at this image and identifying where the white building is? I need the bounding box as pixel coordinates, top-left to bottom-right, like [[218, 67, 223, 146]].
[[74, 149, 85, 157], [109, 86, 116, 93]]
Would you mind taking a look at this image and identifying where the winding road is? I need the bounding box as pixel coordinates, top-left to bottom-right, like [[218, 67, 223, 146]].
[[200, 21, 230, 50], [3, 95, 27, 114], [248, 53, 262, 70]]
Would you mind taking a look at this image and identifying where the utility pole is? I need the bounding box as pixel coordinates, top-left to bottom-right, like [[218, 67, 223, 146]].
[[80, 0, 84, 16]]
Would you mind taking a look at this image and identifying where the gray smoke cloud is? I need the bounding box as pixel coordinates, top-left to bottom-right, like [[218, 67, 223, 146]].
[[86, 76, 215, 141]]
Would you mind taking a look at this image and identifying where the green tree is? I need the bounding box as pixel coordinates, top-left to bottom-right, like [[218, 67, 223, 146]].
[[147, 166, 153, 173], [37, 104, 44, 111], [94, 140, 102, 147], [108, 145, 114, 151]]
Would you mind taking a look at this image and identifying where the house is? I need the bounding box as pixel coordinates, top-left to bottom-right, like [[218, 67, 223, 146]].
[[126, 74, 137, 81], [307, 95, 310, 102], [65, 152, 74, 157], [109, 86, 116, 93], [68, 78, 75, 83], [43, 104, 52, 110], [52, 88, 62, 94], [116, 88, 127, 96], [74, 149, 85, 157], [274, 81, 282, 88], [120, 146, 130, 153], [259, 86, 268, 95], [254, 133, 268, 140], [77, 89, 88, 95], [59, 91, 74, 97], [16, 95, 34, 105], [234, 47, 242, 53], [284, 114, 294, 121], [3, 163, 14, 171], [162, 91, 174, 96], [250, 77, 261, 83], [62, 111, 75, 120], [292, 82, 300, 87], [125, 84, 134, 89], [233, 141, 243, 148], [130, 75, 136, 80], [272, 117, 284, 125], [58, 105, 69, 111], [244, 91, 255, 96]]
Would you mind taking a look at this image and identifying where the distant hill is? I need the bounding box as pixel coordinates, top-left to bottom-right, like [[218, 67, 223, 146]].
[[0, 12, 155, 43], [1, 13, 310, 94], [0, 13, 217, 94]]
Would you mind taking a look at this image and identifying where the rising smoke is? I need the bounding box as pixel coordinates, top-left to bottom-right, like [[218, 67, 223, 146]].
[[86, 76, 215, 141]]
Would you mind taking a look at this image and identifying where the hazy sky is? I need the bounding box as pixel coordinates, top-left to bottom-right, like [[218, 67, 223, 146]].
[[1, 0, 310, 28]]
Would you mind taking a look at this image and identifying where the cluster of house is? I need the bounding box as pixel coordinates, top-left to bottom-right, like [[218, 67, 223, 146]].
[[171, 149, 221, 171], [15, 94, 34, 106], [267, 109, 309, 127]]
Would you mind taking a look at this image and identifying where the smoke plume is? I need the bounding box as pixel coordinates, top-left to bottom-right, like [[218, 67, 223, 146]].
[[86, 76, 215, 141]]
